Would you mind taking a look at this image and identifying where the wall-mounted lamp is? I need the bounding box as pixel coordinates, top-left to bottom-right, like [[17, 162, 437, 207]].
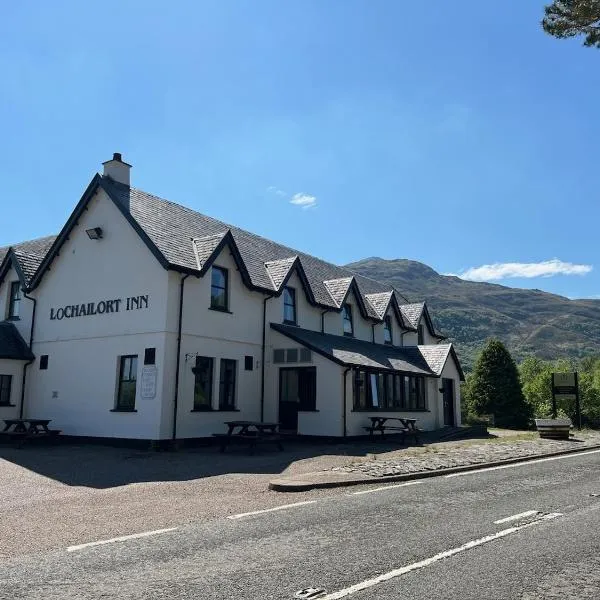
[[85, 227, 103, 240]]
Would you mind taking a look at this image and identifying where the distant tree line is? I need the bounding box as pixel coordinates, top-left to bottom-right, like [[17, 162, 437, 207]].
[[462, 339, 600, 429]]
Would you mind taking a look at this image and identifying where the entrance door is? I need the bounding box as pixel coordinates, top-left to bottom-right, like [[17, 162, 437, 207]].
[[442, 378, 455, 427], [279, 367, 316, 432]]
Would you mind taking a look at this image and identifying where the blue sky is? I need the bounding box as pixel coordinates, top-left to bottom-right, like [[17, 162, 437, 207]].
[[2, 1, 599, 299]]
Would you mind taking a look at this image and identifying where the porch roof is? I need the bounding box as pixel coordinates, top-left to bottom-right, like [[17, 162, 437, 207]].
[[270, 323, 458, 377], [0, 321, 34, 361]]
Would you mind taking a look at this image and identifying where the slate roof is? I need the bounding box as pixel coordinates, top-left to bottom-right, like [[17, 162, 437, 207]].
[[0, 321, 34, 360], [265, 257, 299, 289], [101, 178, 430, 323], [0, 236, 56, 285], [192, 232, 229, 270], [365, 292, 394, 319], [271, 323, 463, 378], [400, 302, 425, 328]]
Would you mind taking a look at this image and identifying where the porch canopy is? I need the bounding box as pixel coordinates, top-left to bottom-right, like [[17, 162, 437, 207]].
[[271, 323, 464, 379], [0, 321, 34, 361]]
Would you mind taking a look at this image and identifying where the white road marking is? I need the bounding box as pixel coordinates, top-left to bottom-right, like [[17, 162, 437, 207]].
[[494, 510, 539, 524], [227, 500, 317, 520], [349, 481, 422, 495], [320, 512, 563, 599], [67, 528, 178, 552], [445, 448, 600, 478]]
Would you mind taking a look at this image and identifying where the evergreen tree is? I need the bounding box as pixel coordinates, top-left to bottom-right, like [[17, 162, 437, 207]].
[[469, 339, 532, 429]]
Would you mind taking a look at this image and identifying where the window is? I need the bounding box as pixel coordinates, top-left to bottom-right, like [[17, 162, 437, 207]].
[[283, 286, 297, 324], [210, 266, 229, 310], [273, 349, 285, 364], [286, 348, 298, 363], [299, 348, 312, 362], [8, 282, 21, 319], [144, 348, 156, 365], [219, 359, 237, 410], [244, 355, 253, 371], [342, 303, 353, 336], [417, 324, 424, 345], [193, 356, 213, 410], [39, 355, 49, 370], [280, 367, 317, 411], [0, 375, 12, 406], [116, 355, 138, 411], [383, 315, 393, 345], [352, 369, 426, 411]]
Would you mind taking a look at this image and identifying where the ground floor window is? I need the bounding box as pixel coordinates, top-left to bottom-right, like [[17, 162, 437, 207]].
[[116, 355, 138, 410], [193, 356, 214, 410], [280, 367, 317, 411], [219, 359, 237, 410], [353, 370, 426, 411], [0, 375, 12, 406]]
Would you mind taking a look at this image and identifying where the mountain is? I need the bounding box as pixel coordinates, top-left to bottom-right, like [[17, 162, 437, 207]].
[[346, 257, 600, 372]]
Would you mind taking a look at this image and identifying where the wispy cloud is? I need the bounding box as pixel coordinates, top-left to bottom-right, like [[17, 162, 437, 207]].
[[267, 187, 318, 209], [447, 259, 593, 282], [289, 192, 317, 210]]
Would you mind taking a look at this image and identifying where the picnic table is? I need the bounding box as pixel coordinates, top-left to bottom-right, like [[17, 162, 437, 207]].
[[1, 418, 61, 446], [364, 416, 421, 444], [213, 421, 284, 453]]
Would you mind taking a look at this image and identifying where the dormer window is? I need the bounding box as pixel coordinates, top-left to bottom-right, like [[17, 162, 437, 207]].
[[283, 286, 297, 324], [417, 323, 424, 345], [210, 266, 229, 311], [342, 303, 353, 336], [383, 315, 393, 345], [8, 282, 21, 320]]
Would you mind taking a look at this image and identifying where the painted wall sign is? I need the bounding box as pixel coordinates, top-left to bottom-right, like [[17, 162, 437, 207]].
[[141, 365, 158, 399], [50, 295, 149, 320]]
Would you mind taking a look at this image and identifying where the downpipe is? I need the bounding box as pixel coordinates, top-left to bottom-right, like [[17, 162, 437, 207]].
[[20, 290, 37, 419]]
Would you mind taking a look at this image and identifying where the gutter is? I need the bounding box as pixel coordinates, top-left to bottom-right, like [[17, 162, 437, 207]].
[[342, 367, 352, 437], [260, 294, 273, 422], [172, 273, 189, 442], [20, 290, 37, 419], [320, 309, 329, 333]]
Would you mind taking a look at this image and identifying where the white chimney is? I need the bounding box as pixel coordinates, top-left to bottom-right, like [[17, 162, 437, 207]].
[[102, 152, 131, 186]]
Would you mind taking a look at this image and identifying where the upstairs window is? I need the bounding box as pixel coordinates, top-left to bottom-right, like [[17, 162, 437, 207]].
[[8, 282, 21, 320], [342, 303, 353, 336], [283, 286, 297, 324], [210, 266, 229, 311], [417, 324, 424, 345], [383, 315, 393, 345]]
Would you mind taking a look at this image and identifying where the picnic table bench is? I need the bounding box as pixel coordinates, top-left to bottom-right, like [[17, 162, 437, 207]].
[[364, 416, 421, 445], [1, 419, 61, 446], [212, 421, 284, 453]]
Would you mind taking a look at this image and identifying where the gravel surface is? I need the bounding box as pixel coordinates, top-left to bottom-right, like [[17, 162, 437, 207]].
[[331, 432, 600, 478]]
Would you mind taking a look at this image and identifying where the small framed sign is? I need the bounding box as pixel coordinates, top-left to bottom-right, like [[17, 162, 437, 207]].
[[141, 365, 158, 399]]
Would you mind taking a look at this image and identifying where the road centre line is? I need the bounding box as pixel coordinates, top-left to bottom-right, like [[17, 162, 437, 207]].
[[445, 449, 600, 479], [227, 500, 317, 520], [494, 510, 539, 524], [67, 528, 178, 552], [319, 512, 563, 599], [349, 481, 422, 495]]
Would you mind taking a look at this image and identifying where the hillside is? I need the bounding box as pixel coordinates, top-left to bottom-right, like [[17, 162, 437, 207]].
[[346, 257, 600, 372]]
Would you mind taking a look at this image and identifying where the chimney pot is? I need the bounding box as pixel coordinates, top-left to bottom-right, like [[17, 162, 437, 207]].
[[102, 152, 131, 186], [113, 152, 122, 162]]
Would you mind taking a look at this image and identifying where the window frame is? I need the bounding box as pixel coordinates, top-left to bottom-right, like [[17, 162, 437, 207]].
[[352, 368, 427, 412], [283, 286, 297, 325], [218, 358, 237, 411], [115, 355, 138, 411], [417, 324, 424, 345], [8, 281, 21, 320], [383, 315, 393, 345], [192, 356, 214, 411], [342, 303, 354, 337], [210, 266, 229, 311], [0, 374, 13, 406]]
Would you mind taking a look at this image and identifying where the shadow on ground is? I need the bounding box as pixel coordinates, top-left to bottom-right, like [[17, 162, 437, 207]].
[[0, 430, 478, 489]]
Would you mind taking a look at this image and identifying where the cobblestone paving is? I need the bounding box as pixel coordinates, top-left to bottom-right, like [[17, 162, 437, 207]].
[[331, 432, 600, 478]]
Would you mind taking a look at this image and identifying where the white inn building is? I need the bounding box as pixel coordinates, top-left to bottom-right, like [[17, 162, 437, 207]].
[[0, 154, 464, 442]]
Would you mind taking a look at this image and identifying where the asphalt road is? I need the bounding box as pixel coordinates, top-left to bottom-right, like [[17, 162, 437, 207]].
[[2, 449, 600, 599]]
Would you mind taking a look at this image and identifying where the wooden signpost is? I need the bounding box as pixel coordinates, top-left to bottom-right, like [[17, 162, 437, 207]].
[[551, 372, 581, 430]]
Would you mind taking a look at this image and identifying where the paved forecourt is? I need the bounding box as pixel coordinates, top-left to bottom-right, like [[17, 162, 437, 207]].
[[1, 447, 600, 599]]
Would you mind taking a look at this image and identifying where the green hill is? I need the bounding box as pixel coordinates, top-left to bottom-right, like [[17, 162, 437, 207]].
[[347, 257, 600, 372]]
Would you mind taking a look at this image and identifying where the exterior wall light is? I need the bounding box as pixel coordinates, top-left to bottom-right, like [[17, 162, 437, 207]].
[[85, 227, 103, 240]]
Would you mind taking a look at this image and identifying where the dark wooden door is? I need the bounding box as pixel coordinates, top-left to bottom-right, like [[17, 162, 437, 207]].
[[442, 378, 455, 427], [279, 367, 316, 432]]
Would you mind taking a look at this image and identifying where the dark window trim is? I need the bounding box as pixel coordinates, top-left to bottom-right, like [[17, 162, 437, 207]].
[[383, 315, 393, 345], [208, 306, 233, 314], [342, 303, 354, 337], [0, 374, 13, 406], [116, 354, 138, 411], [193, 356, 214, 411], [218, 358, 237, 411], [210, 265, 229, 311], [8, 281, 21, 320], [279, 366, 317, 412], [110, 408, 138, 413], [283, 286, 297, 325], [352, 369, 427, 411]]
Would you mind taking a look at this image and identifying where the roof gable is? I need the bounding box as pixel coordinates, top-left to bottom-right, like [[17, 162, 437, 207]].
[[0, 236, 57, 288]]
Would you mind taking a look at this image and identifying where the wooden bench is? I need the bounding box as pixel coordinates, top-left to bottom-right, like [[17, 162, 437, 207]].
[[212, 422, 284, 454], [365, 417, 421, 445]]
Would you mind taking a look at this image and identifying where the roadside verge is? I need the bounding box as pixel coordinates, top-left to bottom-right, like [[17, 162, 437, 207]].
[[269, 444, 600, 492]]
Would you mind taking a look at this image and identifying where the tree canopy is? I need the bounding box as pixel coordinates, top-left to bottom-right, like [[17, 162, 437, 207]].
[[543, 1, 600, 47]]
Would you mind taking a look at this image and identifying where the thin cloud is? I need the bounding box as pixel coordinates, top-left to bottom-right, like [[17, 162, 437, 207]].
[[290, 193, 317, 210], [447, 259, 593, 282], [267, 186, 287, 197]]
